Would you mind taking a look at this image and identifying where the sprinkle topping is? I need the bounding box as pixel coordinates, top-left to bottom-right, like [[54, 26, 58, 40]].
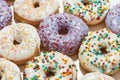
[[79, 28, 120, 74], [23, 51, 77, 80]]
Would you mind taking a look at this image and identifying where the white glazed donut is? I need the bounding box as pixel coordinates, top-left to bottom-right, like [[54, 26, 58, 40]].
[[0, 58, 21, 80], [14, 0, 59, 26], [63, 0, 110, 25], [80, 72, 115, 80], [79, 28, 120, 74], [0, 23, 40, 64], [23, 51, 77, 80]]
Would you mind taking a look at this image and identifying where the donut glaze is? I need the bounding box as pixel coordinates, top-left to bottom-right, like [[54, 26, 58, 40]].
[[0, 58, 21, 80], [23, 51, 77, 80], [79, 28, 120, 74], [38, 13, 89, 55], [63, 0, 109, 25], [14, 0, 59, 26], [0, 0, 12, 30], [106, 4, 120, 34], [80, 72, 115, 80], [0, 23, 40, 64]]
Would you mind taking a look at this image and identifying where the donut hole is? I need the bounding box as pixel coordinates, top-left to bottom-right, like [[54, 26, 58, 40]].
[[100, 46, 107, 55], [13, 40, 21, 45], [34, 2, 40, 8], [45, 71, 55, 77], [58, 27, 68, 35], [13, 36, 22, 45], [0, 70, 4, 79], [83, 0, 90, 5]]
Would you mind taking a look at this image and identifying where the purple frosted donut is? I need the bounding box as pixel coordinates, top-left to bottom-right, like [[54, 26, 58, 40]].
[[105, 4, 120, 34], [0, 0, 12, 30], [38, 13, 89, 55]]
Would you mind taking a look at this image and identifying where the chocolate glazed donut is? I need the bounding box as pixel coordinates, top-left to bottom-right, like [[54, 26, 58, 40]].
[[38, 13, 89, 55]]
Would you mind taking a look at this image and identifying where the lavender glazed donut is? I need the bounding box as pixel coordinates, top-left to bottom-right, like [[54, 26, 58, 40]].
[[38, 13, 89, 55], [0, 0, 12, 30], [105, 4, 120, 34]]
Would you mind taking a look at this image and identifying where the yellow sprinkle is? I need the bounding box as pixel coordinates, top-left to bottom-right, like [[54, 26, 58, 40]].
[[26, 65, 29, 68], [88, 43, 90, 47], [8, 75, 14, 80], [81, 61, 85, 65], [89, 32, 93, 35], [102, 5, 109, 10], [105, 56, 108, 61], [118, 49, 120, 52], [82, 6, 86, 10], [86, 58, 90, 61]]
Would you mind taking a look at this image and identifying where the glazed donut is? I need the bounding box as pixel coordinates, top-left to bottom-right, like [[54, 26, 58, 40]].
[[63, 0, 109, 25], [23, 51, 77, 80], [106, 3, 120, 34], [0, 0, 12, 30], [0, 58, 21, 80], [80, 72, 115, 80], [14, 0, 59, 26], [79, 28, 120, 74], [0, 23, 40, 64], [38, 13, 89, 55]]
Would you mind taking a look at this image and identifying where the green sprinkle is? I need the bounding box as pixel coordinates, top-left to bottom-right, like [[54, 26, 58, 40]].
[[69, 9, 73, 13], [95, 57, 98, 60], [117, 34, 120, 38], [31, 75, 37, 80], [59, 76, 62, 79], [101, 69, 105, 73], [81, 52, 84, 55], [90, 61, 93, 64], [118, 63, 120, 68], [92, 36, 96, 39]]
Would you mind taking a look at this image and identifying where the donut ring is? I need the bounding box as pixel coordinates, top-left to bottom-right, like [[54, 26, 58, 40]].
[[79, 28, 120, 74], [0, 0, 12, 30], [23, 51, 77, 80], [106, 3, 120, 34], [38, 13, 89, 55], [14, 0, 59, 26], [0, 23, 40, 64], [80, 72, 115, 80], [63, 0, 110, 25], [0, 58, 21, 80]]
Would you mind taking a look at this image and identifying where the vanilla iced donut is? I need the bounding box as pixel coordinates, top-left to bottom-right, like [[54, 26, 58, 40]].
[[0, 23, 40, 64], [23, 51, 77, 80], [63, 0, 110, 25], [0, 58, 21, 80], [79, 28, 120, 74], [80, 72, 115, 80], [14, 0, 59, 26]]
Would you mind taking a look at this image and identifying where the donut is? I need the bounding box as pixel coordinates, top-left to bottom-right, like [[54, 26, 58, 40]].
[[0, 0, 12, 30], [14, 0, 59, 26], [80, 72, 115, 80], [0, 58, 21, 80], [63, 0, 110, 25], [0, 23, 40, 64], [38, 13, 89, 55], [23, 51, 77, 80], [105, 3, 120, 34], [79, 28, 120, 74]]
